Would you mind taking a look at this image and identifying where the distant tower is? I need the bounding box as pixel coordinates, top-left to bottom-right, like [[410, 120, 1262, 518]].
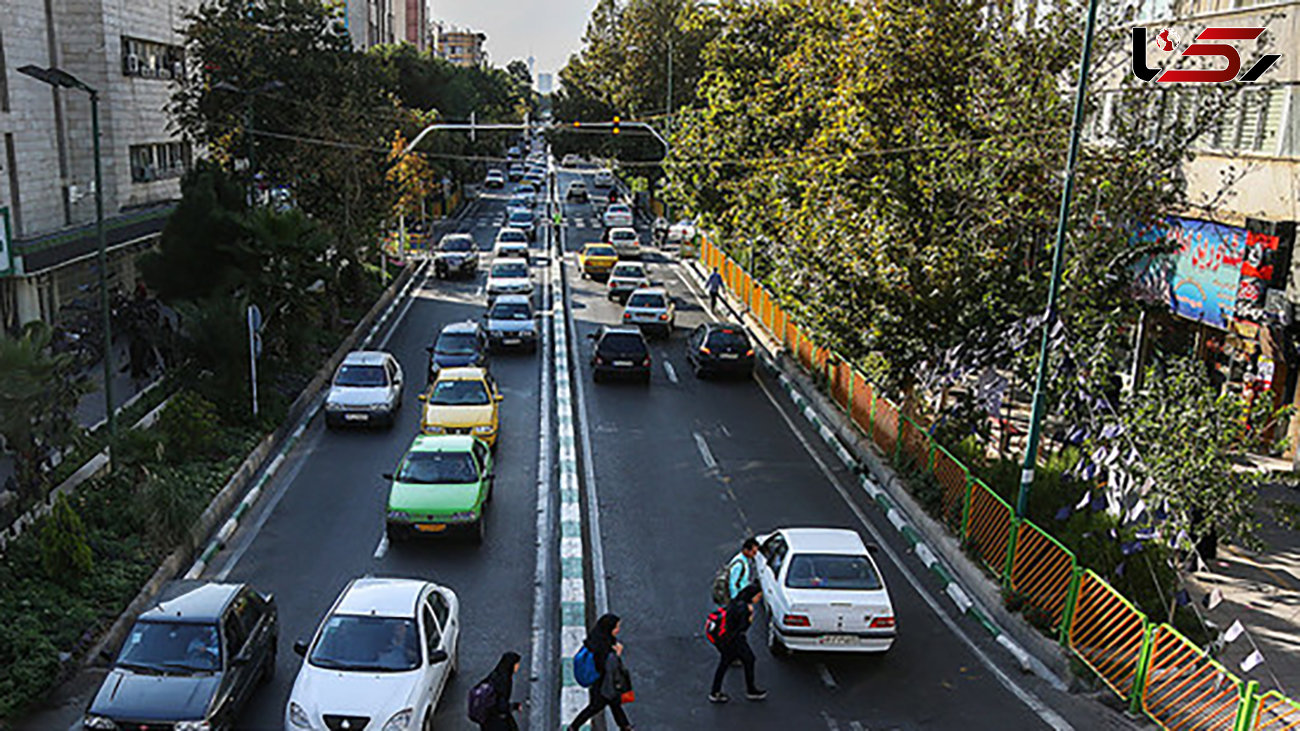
[[527, 55, 536, 79]]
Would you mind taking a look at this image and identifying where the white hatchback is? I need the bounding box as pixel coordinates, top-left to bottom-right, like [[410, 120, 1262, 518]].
[[286, 577, 460, 731], [602, 203, 634, 229], [755, 528, 896, 654]]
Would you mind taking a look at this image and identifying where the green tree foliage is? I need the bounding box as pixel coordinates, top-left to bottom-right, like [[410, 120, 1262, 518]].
[[155, 391, 221, 462], [0, 323, 90, 506], [39, 495, 93, 583]]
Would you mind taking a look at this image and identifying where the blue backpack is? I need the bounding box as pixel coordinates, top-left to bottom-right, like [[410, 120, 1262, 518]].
[[573, 646, 599, 687]]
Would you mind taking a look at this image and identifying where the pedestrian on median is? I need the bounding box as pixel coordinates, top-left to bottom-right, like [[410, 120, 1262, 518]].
[[568, 613, 635, 731], [706, 267, 724, 312], [709, 583, 767, 704], [469, 651, 523, 731]]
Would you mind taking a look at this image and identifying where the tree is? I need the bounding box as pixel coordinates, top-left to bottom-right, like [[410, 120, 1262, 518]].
[[506, 59, 532, 88], [0, 323, 90, 507]]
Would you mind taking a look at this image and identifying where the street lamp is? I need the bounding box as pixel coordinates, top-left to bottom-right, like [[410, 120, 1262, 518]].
[[17, 64, 116, 445], [213, 80, 285, 205]]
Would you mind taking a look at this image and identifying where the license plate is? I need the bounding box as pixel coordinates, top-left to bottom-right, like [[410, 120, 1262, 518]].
[[817, 635, 858, 646], [415, 524, 447, 533], [613, 360, 633, 367], [503, 338, 521, 345], [720, 353, 739, 360], [344, 413, 368, 421]]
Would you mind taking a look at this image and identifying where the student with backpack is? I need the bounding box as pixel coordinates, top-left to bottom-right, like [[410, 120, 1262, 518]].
[[712, 537, 761, 605], [567, 613, 635, 730], [468, 651, 523, 730], [708, 583, 768, 703]]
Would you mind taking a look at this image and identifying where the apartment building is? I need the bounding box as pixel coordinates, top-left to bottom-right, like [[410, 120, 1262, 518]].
[[1, 0, 195, 332], [434, 25, 487, 68]]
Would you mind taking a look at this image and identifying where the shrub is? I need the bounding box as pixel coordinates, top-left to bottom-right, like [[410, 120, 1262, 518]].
[[156, 390, 220, 461], [39, 495, 93, 583]]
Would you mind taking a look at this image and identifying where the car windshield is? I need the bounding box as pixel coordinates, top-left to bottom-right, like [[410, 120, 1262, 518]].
[[117, 620, 221, 674], [435, 332, 479, 356], [599, 333, 647, 356], [610, 231, 636, 242], [612, 265, 645, 279], [707, 329, 751, 349], [309, 615, 420, 673], [429, 379, 490, 406], [608, 205, 630, 214], [498, 230, 526, 243], [509, 212, 533, 224], [492, 263, 529, 278], [396, 450, 479, 484], [569, 183, 585, 190], [586, 246, 616, 258], [490, 302, 532, 321], [440, 238, 473, 252], [335, 364, 387, 388], [627, 293, 666, 308], [784, 554, 882, 591]]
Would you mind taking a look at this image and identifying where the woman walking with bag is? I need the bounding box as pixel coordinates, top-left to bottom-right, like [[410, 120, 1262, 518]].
[[470, 651, 523, 730], [567, 613, 635, 731]]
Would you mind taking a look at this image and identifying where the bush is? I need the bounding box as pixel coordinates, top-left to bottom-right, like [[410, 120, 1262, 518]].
[[156, 390, 220, 461], [39, 495, 93, 583]]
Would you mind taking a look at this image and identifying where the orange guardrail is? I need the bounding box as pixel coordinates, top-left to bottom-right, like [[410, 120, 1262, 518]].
[[1253, 691, 1300, 730], [1010, 521, 1077, 632], [964, 480, 1014, 575], [871, 396, 901, 457], [898, 416, 931, 474], [830, 358, 852, 412], [1142, 624, 1242, 730], [849, 375, 875, 437], [932, 444, 972, 532], [1069, 570, 1148, 700]]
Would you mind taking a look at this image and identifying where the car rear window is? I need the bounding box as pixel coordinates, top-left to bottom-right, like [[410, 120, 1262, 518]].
[[492, 262, 529, 278], [508, 212, 533, 224], [612, 265, 645, 278], [610, 230, 636, 242], [608, 204, 630, 214], [335, 364, 387, 387], [440, 237, 473, 252], [397, 451, 479, 484], [706, 329, 751, 349], [784, 554, 882, 591], [586, 246, 616, 257], [498, 229, 527, 243], [599, 333, 647, 356], [627, 293, 665, 308], [490, 302, 532, 320], [435, 332, 479, 356]]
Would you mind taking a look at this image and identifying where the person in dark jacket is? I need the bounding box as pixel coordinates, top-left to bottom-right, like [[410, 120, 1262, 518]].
[[567, 613, 634, 730], [709, 583, 768, 703], [478, 651, 523, 730]]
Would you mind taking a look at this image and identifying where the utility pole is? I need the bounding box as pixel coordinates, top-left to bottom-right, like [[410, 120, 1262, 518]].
[[1015, 0, 1102, 518], [666, 35, 673, 134]]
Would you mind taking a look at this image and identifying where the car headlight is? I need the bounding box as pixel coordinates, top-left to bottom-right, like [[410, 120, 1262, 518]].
[[175, 721, 211, 731], [288, 701, 312, 728], [325, 400, 344, 411], [83, 716, 117, 731], [387, 510, 411, 521], [369, 402, 390, 411], [448, 511, 478, 522], [423, 425, 445, 434], [381, 708, 414, 731], [473, 425, 495, 434]]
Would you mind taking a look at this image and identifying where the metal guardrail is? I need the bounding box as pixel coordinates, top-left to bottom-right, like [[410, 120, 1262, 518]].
[[699, 234, 1295, 731]]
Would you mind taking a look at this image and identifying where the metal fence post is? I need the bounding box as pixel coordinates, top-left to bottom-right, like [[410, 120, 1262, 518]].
[[959, 473, 974, 536], [1128, 623, 1156, 716], [1002, 518, 1021, 585], [1236, 680, 1261, 731], [845, 366, 855, 417], [1057, 567, 1082, 647], [868, 383, 878, 442]]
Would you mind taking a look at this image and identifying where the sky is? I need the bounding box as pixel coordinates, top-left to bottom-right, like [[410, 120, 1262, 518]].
[[429, 0, 597, 82]]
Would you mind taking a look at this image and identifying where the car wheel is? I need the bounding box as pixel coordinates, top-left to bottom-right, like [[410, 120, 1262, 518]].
[[767, 616, 789, 657], [471, 518, 485, 545], [386, 523, 407, 545], [422, 707, 433, 731]]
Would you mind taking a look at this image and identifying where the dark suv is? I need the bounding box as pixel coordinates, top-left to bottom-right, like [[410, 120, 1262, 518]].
[[434, 234, 480, 279], [590, 326, 651, 383], [686, 322, 755, 378], [84, 581, 278, 731], [428, 320, 489, 383]]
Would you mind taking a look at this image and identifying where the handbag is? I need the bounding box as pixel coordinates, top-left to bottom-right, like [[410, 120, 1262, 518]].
[[621, 690, 636, 704]]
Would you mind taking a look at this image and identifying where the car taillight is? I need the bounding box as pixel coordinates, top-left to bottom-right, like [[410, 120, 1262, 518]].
[[642, 357, 651, 366], [623, 312, 632, 319], [609, 280, 618, 288], [870, 616, 895, 629], [783, 614, 811, 627], [595, 356, 604, 365], [745, 349, 755, 357], [658, 313, 669, 321], [699, 346, 711, 355]]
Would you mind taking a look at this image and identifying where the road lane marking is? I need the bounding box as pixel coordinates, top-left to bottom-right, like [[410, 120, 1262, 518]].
[[693, 431, 718, 470], [664, 359, 679, 383], [822, 712, 841, 731], [754, 376, 1071, 731], [849, 722, 868, 731], [817, 663, 838, 690], [373, 532, 388, 559]]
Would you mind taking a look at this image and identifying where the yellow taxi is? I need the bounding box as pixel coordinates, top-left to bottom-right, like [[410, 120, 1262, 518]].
[[578, 243, 619, 279], [418, 367, 502, 447]]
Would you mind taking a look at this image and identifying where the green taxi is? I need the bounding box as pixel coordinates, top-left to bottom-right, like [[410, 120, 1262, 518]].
[[384, 434, 493, 544]]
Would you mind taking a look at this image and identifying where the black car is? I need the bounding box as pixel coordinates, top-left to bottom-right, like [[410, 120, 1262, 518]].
[[84, 581, 277, 731], [687, 322, 756, 378], [434, 234, 480, 279], [566, 181, 589, 203], [428, 320, 489, 383], [589, 326, 651, 383]]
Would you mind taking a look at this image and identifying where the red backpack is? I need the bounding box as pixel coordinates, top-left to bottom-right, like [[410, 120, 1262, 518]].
[[704, 607, 729, 645]]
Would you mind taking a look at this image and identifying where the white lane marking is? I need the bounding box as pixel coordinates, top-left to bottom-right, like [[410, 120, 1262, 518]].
[[822, 712, 841, 731], [664, 359, 679, 383], [719, 422, 732, 438], [693, 431, 718, 470], [754, 376, 1071, 731], [377, 275, 424, 350], [817, 662, 838, 689], [850, 722, 868, 731], [530, 209, 556, 731], [373, 532, 389, 559]]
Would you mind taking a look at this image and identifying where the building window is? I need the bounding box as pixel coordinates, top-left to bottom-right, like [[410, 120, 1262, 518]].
[[130, 142, 191, 183], [0, 31, 9, 112], [122, 36, 185, 80], [1199, 86, 1289, 156]]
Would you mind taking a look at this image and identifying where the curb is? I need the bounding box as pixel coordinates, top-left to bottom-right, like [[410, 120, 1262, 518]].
[[681, 257, 1062, 688]]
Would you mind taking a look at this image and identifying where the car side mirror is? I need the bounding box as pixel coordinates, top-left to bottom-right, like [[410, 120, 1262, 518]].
[[425, 346, 435, 354], [428, 649, 449, 665], [866, 543, 881, 553], [495, 394, 504, 402], [586, 332, 598, 340], [417, 393, 428, 402], [293, 639, 309, 657], [382, 472, 394, 481]]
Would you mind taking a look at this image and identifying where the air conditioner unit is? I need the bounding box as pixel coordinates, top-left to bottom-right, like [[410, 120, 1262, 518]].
[[125, 53, 140, 75], [172, 61, 184, 79]]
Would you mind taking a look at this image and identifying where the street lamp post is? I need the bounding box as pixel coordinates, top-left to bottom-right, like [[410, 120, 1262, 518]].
[[17, 65, 116, 445], [1015, 0, 1102, 519]]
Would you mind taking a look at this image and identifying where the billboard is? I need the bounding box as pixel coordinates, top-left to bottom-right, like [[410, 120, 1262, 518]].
[[1133, 216, 1248, 330]]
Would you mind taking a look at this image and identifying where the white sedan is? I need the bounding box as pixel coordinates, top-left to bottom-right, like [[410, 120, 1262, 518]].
[[755, 528, 896, 654], [286, 577, 460, 731], [602, 203, 634, 228], [607, 227, 641, 258]]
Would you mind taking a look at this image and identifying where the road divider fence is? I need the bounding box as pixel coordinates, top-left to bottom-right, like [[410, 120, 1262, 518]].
[[698, 234, 1293, 731]]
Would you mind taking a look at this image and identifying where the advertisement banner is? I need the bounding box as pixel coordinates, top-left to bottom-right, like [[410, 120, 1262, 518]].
[[1235, 229, 1280, 323], [1133, 216, 1248, 330]]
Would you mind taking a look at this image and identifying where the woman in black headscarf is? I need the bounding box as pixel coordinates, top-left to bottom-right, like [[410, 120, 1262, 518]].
[[478, 651, 522, 730], [567, 613, 634, 730]]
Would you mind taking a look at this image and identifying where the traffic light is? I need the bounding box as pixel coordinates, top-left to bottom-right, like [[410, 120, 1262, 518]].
[[612, 116, 620, 135]]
